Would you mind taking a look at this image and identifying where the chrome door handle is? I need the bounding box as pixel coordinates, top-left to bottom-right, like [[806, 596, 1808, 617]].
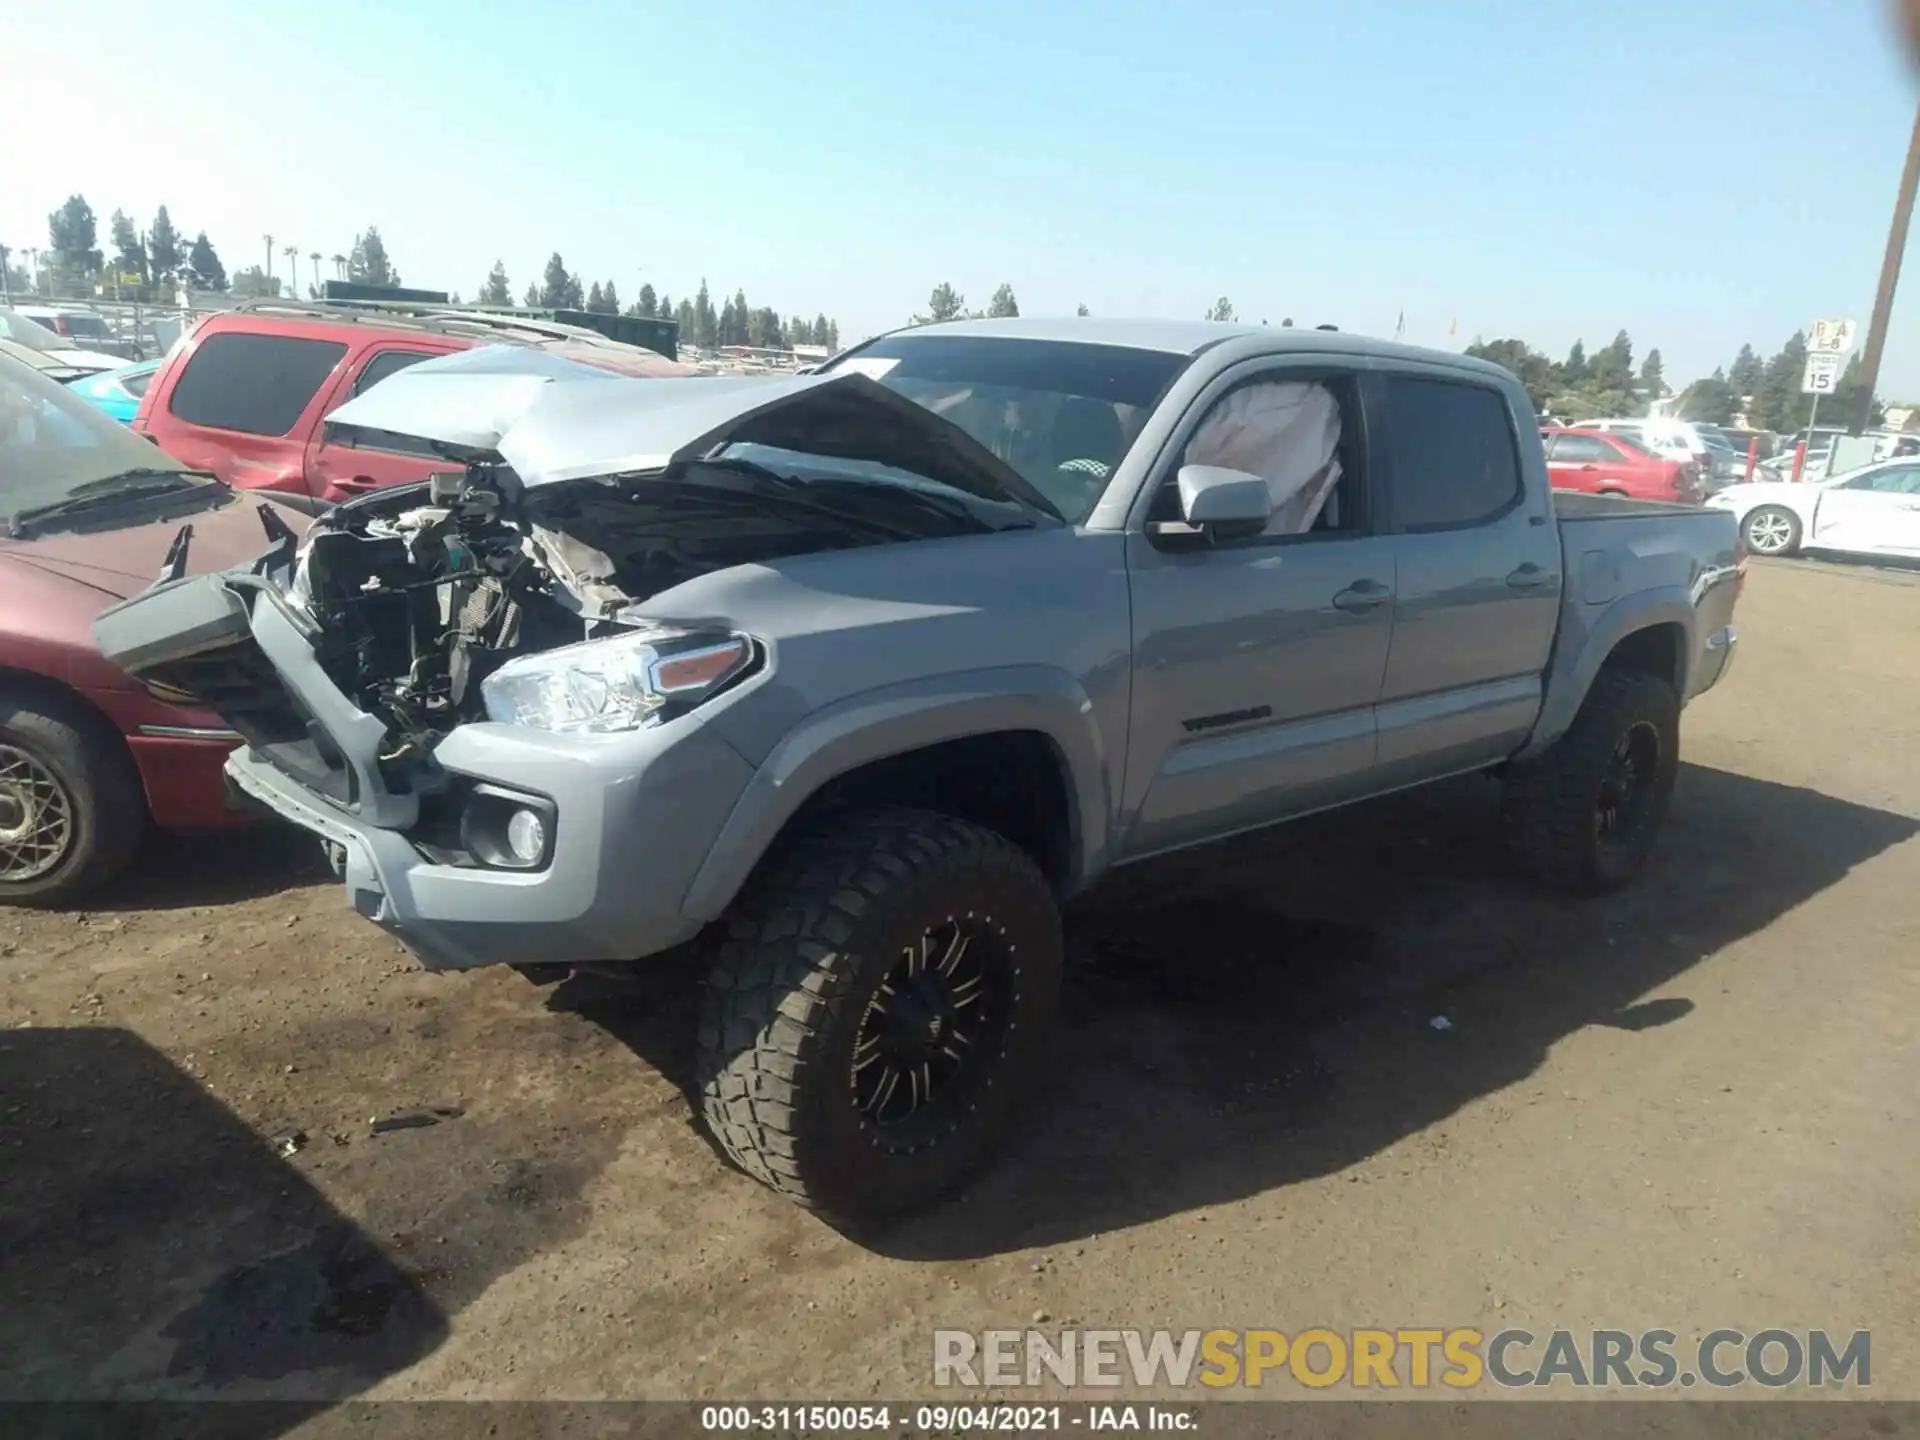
[[1332, 580, 1391, 613], [1507, 564, 1550, 590]]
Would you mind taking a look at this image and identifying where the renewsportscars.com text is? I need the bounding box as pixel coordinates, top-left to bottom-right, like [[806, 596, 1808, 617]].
[[932, 1327, 1871, 1390]]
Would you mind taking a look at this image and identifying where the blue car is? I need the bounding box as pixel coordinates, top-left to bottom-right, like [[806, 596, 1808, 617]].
[[65, 359, 162, 425]]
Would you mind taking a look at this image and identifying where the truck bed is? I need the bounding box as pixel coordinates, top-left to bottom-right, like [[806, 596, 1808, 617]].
[[1553, 490, 1705, 520]]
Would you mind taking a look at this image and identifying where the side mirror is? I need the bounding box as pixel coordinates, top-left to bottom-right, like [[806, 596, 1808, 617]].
[[1149, 464, 1271, 545]]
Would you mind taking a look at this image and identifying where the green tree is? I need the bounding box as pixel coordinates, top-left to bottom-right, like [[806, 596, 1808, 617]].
[[727, 289, 752, 346], [1206, 296, 1236, 322], [653, 291, 672, 326], [1076, 302, 1090, 317], [479, 260, 513, 306], [678, 297, 699, 343], [1592, 330, 1634, 392], [1281, 315, 1294, 327], [1680, 369, 1738, 425], [108, 210, 148, 289], [347, 227, 399, 287], [748, 306, 783, 348], [231, 265, 281, 299], [821, 317, 839, 350], [717, 294, 739, 346], [523, 280, 540, 306], [692, 280, 717, 348], [788, 316, 813, 345], [1639, 348, 1666, 400], [1728, 343, 1764, 396], [1561, 340, 1589, 385], [1831, 353, 1886, 429], [48, 194, 103, 283], [185, 232, 226, 291], [586, 280, 605, 312], [1465, 338, 1557, 414], [600, 279, 620, 314], [148, 205, 181, 282], [634, 282, 657, 317], [1750, 331, 1810, 432], [916, 282, 965, 325], [539, 252, 575, 308], [987, 282, 1019, 318]]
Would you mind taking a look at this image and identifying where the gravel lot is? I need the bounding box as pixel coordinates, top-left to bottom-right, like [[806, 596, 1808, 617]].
[[2, 557, 1916, 1411]]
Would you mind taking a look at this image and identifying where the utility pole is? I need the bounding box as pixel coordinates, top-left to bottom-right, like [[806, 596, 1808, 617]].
[[0, 244, 10, 305], [1853, 99, 1920, 433]]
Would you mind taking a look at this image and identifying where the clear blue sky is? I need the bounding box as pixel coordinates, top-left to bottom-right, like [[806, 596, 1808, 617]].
[[8, 0, 1920, 396]]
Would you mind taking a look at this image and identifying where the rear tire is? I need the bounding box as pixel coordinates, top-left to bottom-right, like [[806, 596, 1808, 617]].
[[696, 806, 1063, 1227], [1501, 669, 1680, 894], [0, 693, 147, 908], [1743, 504, 1801, 556]]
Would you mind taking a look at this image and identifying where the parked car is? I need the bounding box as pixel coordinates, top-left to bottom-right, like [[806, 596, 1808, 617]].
[[1577, 417, 1714, 473], [132, 302, 696, 508], [1705, 458, 1920, 558], [0, 309, 124, 377], [13, 305, 141, 361], [0, 350, 314, 906], [66, 359, 163, 425], [1542, 426, 1703, 503], [96, 320, 1742, 1224]]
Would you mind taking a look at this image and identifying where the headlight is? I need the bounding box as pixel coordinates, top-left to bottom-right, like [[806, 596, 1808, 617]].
[[480, 623, 753, 735]]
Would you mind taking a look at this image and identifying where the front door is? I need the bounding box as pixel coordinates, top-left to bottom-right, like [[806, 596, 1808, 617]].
[[1807, 463, 1920, 556], [1119, 362, 1395, 860], [1545, 431, 1629, 493]]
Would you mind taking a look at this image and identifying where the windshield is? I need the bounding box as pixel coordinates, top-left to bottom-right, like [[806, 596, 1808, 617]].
[[0, 311, 73, 355], [0, 351, 194, 514], [825, 334, 1188, 522]]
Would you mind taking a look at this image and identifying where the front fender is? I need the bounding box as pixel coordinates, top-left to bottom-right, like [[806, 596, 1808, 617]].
[[1517, 588, 1694, 760], [680, 665, 1112, 921]]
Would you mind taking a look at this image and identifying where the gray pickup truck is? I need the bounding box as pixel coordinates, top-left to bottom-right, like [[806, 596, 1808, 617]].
[[94, 319, 1743, 1225]]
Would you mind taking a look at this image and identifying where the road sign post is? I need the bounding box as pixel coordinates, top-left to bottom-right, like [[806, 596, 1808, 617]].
[[1795, 338, 1850, 480]]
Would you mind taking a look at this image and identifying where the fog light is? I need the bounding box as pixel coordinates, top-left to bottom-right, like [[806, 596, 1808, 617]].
[[505, 808, 546, 865]]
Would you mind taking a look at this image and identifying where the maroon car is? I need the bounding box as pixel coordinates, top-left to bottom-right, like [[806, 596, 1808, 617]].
[[0, 351, 311, 905]]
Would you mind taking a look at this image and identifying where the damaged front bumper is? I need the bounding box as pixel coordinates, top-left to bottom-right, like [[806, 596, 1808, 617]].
[[94, 572, 754, 971]]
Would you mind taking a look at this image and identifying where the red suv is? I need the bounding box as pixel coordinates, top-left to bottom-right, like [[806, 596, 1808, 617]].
[[134, 303, 691, 507], [1542, 426, 1703, 505]]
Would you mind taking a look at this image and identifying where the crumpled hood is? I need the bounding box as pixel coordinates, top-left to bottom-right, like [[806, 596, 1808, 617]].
[[324, 345, 1058, 515]]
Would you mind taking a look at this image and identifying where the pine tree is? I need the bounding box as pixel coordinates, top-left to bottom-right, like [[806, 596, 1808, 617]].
[[186, 232, 226, 291], [523, 280, 540, 306], [600, 280, 620, 315], [148, 205, 182, 281], [1729, 343, 1764, 396], [480, 261, 512, 307], [987, 282, 1019, 318], [539, 253, 574, 308], [1639, 348, 1666, 400], [635, 282, 657, 317], [1206, 297, 1235, 322], [587, 281, 605, 312], [347, 227, 398, 287], [1562, 340, 1589, 384]]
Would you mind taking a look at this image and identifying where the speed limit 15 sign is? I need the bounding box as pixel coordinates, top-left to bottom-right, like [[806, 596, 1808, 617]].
[[1802, 352, 1842, 394]]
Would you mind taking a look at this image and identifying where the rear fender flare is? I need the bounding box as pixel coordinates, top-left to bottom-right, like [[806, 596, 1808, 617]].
[[681, 666, 1112, 921], [1518, 590, 1693, 760]]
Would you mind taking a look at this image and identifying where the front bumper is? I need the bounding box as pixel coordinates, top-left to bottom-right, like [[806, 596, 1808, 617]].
[[95, 571, 756, 971]]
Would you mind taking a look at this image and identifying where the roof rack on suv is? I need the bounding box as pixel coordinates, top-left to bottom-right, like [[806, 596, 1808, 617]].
[[228, 298, 621, 347]]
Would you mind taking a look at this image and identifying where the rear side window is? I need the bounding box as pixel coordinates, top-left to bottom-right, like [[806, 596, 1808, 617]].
[[351, 348, 433, 397], [1383, 377, 1523, 531], [168, 332, 347, 436]]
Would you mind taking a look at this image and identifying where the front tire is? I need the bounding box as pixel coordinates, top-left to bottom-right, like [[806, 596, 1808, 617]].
[[1501, 669, 1681, 894], [1743, 504, 1801, 556], [0, 693, 147, 908], [696, 807, 1063, 1227]]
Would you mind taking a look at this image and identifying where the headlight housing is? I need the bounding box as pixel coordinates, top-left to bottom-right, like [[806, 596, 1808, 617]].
[[480, 622, 753, 735]]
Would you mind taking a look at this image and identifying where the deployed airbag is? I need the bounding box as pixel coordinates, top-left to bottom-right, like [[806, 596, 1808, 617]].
[[1184, 381, 1342, 534]]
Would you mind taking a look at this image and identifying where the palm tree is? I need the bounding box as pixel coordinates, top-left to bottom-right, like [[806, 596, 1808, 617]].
[[309, 251, 322, 296], [262, 234, 274, 282], [331, 253, 346, 279], [283, 245, 299, 296]]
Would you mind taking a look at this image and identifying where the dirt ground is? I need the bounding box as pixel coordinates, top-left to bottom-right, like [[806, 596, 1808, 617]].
[[2, 557, 1917, 1412]]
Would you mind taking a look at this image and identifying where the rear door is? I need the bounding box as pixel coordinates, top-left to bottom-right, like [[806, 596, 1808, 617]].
[[1119, 359, 1397, 859], [1545, 432, 1624, 492], [1371, 370, 1562, 784], [142, 329, 349, 498], [304, 342, 456, 503], [1807, 463, 1920, 555]]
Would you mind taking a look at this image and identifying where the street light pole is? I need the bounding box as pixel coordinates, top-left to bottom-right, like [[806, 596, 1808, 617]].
[[1852, 99, 1920, 433]]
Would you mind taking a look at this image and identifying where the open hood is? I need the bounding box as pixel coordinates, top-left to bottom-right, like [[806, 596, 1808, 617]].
[[324, 346, 1059, 517]]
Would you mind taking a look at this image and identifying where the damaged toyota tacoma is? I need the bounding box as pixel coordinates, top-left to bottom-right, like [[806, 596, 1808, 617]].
[[93, 321, 1743, 1225]]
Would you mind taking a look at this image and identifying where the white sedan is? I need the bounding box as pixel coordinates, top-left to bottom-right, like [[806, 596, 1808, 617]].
[[1704, 460, 1920, 559]]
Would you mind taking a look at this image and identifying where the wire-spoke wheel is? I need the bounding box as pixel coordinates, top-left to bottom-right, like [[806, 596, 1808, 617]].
[[0, 694, 146, 908], [0, 744, 76, 882], [698, 807, 1062, 1227], [1743, 505, 1801, 556]]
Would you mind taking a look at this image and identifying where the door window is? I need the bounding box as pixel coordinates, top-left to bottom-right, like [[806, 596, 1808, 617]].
[[326, 349, 441, 456], [1382, 377, 1523, 531], [1843, 464, 1920, 494], [1148, 372, 1366, 539], [167, 332, 347, 436], [1547, 433, 1612, 463]]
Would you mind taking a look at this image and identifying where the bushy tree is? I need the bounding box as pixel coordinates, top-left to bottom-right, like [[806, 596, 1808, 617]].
[[523, 280, 540, 306], [186, 232, 226, 291], [347, 227, 399, 287], [1680, 369, 1738, 425], [915, 282, 965, 325], [1729, 343, 1764, 396], [692, 280, 717, 348], [599, 279, 620, 314], [987, 282, 1019, 318], [479, 260, 513, 306], [48, 194, 102, 281], [109, 210, 148, 288], [1561, 339, 1589, 385], [1465, 337, 1557, 414], [148, 205, 181, 281], [230, 265, 281, 299], [634, 282, 657, 317], [539, 252, 575, 308], [1750, 331, 1810, 432], [1076, 302, 1090, 317], [1639, 348, 1666, 400], [1206, 297, 1236, 322], [586, 280, 605, 312], [1831, 352, 1886, 429]]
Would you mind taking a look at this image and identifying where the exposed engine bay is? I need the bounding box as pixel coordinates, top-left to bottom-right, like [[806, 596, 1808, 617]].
[[289, 459, 987, 764]]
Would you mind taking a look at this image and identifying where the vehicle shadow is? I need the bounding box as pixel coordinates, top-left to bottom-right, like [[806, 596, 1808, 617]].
[[0, 1026, 445, 1419], [90, 822, 329, 914], [857, 762, 1914, 1260]]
